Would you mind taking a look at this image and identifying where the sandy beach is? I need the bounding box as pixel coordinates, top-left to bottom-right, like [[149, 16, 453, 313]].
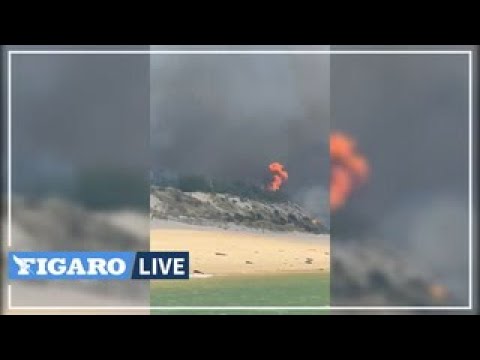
[[150, 220, 330, 276]]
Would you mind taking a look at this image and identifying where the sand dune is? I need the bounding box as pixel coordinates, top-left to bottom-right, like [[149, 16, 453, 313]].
[[150, 220, 330, 276]]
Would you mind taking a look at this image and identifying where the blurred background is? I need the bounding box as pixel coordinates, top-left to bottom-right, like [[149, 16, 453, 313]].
[[2, 45, 151, 313], [330, 45, 476, 310], [1, 45, 476, 313]]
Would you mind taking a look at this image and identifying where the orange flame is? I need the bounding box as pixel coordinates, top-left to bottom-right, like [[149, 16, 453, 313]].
[[330, 132, 369, 211], [429, 284, 449, 301], [267, 162, 288, 191]]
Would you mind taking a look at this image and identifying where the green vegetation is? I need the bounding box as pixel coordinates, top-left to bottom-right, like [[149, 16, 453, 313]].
[[150, 273, 329, 315]]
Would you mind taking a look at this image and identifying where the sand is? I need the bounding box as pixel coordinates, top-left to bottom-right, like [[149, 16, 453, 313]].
[[150, 220, 330, 276]]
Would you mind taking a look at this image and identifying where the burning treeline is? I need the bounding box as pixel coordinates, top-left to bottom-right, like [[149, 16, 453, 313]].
[[330, 131, 369, 211]]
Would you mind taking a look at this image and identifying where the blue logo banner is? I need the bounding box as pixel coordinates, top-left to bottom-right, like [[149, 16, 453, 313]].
[[8, 251, 190, 281]]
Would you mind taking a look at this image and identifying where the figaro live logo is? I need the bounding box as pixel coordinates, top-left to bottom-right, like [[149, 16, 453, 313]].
[[8, 252, 189, 280]]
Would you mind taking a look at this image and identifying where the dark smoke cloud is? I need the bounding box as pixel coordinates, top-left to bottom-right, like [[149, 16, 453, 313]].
[[8, 46, 150, 196], [330, 46, 474, 305], [4, 46, 151, 310], [150, 46, 330, 201]]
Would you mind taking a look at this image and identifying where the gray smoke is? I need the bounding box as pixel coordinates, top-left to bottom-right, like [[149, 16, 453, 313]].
[[380, 194, 469, 299], [330, 46, 474, 305], [150, 46, 330, 205], [293, 185, 330, 227], [8, 45, 151, 198]]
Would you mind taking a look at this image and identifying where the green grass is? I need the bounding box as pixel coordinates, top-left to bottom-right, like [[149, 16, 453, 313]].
[[151, 273, 329, 315]]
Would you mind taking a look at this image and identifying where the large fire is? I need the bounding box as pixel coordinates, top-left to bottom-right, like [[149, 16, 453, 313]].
[[330, 132, 369, 211], [267, 162, 288, 191]]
